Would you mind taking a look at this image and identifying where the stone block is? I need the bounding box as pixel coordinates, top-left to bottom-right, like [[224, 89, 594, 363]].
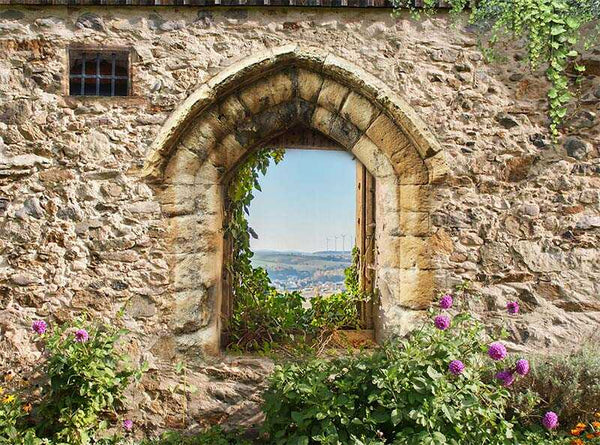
[[340, 91, 379, 131], [328, 114, 361, 149], [217, 95, 249, 127], [365, 114, 412, 160], [166, 217, 220, 254], [179, 111, 226, 159], [311, 106, 335, 136], [175, 325, 220, 358], [171, 253, 220, 291], [377, 267, 436, 310], [399, 268, 436, 310], [378, 235, 434, 269], [351, 136, 395, 178], [366, 114, 429, 183], [390, 146, 429, 185], [129, 295, 157, 319], [158, 184, 198, 216], [399, 185, 433, 212], [317, 78, 349, 112], [399, 236, 431, 268], [400, 211, 430, 236], [425, 151, 449, 184], [209, 133, 246, 170], [170, 288, 213, 334], [374, 89, 443, 159], [297, 69, 324, 102], [164, 147, 201, 185], [238, 71, 293, 114]]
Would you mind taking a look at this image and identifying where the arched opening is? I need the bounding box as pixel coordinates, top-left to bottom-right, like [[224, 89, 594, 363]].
[[219, 128, 377, 350], [143, 46, 448, 356]]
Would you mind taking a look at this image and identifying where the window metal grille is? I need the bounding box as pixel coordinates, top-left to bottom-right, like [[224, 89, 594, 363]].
[[69, 50, 130, 97]]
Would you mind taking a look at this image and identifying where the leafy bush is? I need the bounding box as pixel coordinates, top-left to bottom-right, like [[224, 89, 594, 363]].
[[262, 290, 561, 445], [138, 427, 251, 445], [37, 319, 141, 444], [228, 267, 314, 351], [517, 343, 600, 428], [0, 317, 142, 445], [310, 291, 360, 331]]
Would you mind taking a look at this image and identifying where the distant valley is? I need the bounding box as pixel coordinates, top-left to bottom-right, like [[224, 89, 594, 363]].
[[251, 250, 352, 297]]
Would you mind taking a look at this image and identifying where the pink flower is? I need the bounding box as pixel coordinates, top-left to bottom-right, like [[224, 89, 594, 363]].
[[506, 301, 520, 314], [515, 359, 530, 376], [542, 411, 558, 430], [448, 360, 465, 375], [434, 315, 451, 330], [74, 329, 89, 343], [439, 295, 453, 310], [488, 342, 507, 361], [32, 320, 47, 335], [123, 419, 133, 431], [495, 370, 515, 387]]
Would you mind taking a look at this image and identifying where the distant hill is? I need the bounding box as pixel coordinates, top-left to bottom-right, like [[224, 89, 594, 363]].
[[251, 250, 351, 295]]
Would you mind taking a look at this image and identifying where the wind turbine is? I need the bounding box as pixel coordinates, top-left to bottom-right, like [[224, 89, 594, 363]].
[[334, 235, 339, 251], [341, 234, 346, 252]]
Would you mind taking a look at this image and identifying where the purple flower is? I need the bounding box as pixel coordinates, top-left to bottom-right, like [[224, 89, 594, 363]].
[[434, 315, 451, 330], [448, 360, 465, 375], [542, 411, 559, 430], [515, 359, 530, 376], [74, 329, 89, 343], [488, 342, 507, 361], [495, 370, 515, 387], [31, 320, 47, 335], [123, 419, 133, 431], [439, 294, 453, 310], [506, 301, 520, 314]]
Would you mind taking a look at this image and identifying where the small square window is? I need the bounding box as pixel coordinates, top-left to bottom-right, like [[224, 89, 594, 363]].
[[69, 49, 130, 97]]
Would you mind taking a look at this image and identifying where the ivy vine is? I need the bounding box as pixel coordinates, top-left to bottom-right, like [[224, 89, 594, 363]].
[[394, 0, 600, 137]]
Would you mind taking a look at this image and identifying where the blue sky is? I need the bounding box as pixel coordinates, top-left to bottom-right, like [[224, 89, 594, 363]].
[[248, 149, 356, 253]]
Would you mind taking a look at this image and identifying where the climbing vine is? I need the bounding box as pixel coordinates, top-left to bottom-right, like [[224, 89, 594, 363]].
[[394, 0, 599, 137], [224, 149, 368, 353]]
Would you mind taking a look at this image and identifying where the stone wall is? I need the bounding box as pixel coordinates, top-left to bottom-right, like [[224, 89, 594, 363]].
[[0, 5, 598, 434]]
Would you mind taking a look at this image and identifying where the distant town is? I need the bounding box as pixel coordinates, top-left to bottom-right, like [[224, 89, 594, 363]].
[[251, 250, 352, 297]]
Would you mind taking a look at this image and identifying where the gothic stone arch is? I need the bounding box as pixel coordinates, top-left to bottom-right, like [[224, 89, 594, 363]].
[[143, 45, 449, 356]]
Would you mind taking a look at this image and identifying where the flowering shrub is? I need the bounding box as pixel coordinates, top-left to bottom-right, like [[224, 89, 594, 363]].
[[0, 317, 143, 445], [262, 286, 561, 444]]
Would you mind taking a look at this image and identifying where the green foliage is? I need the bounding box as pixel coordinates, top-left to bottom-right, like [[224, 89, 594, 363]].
[[138, 427, 251, 445], [0, 317, 143, 445], [262, 303, 559, 444], [393, 0, 600, 137], [517, 342, 600, 427], [36, 319, 141, 444], [226, 148, 285, 293], [225, 151, 368, 352], [310, 291, 360, 331], [228, 267, 314, 351], [0, 392, 46, 445]]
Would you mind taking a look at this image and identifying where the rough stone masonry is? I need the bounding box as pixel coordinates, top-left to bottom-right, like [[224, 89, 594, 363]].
[[0, 4, 598, 434]]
